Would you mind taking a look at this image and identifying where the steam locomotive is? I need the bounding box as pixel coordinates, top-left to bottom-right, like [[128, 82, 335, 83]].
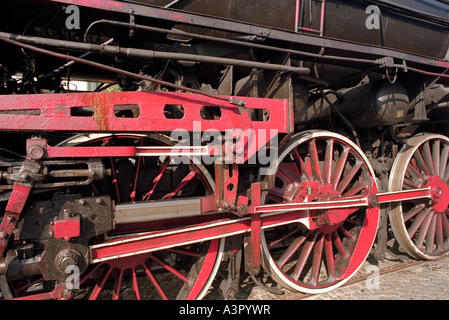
[[0, 0, 448, 299]]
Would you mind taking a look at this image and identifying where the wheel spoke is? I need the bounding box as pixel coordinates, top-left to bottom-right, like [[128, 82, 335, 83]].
[[268, 225, 302, 249], [436, 214, 445, 250], [344, 178, 369, 197], [149, 254, 189, 283], [442, 211, 449, 237], [112, 269, 124, 300], [323, 139, 334, 184], [425, 213, 438, 254], [422, 141, 435, 175], [440, 144, 449, 179], [109, 157, 122, 204], [403, 203, 426, 222], [444, 163, 449, 183], [332, 231, 348, 257], [162, 169, 198, 200], [142, 263, 168, 300], [338, 225, 354, 240], [168, 248, 200, 258], [292, 148, 312, 180], [415, 210, 434, 250], [331, 145, 350, 190], [408, 207, 432, 238], [406, 163, 424, 185], [413, 149, 429, 177], [310, 234, 325, 287], [403, 177, 420, 189], [432, 140, 440, 176], [337, 160, 362, 193], [309, 139, 322, 181], [132, 269, 141, 300], [276, 233, 309, 268], [143, 156, 171, 201], [130, 139, 144, 202], [89, 266, 113, 300], [292, 232, 317, 281], [80, 263, 104, 286], [324, 233, 336, 280]]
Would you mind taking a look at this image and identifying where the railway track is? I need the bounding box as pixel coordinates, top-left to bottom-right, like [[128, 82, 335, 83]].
[[291, 258, 426, 300], [205, 251, 431, 300]]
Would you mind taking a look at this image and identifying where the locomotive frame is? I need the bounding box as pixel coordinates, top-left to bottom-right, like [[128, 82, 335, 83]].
[[0, 0, 449, 299]]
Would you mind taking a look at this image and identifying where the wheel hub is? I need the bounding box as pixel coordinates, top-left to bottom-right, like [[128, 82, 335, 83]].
[[427, 176, 449, 212], [294, 180, 350, 227]]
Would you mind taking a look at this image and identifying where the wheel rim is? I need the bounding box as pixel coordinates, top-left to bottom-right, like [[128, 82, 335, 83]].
[[261, 130, 379, 294], [389, 133, 449, 260], [50, 134, 222, 300]]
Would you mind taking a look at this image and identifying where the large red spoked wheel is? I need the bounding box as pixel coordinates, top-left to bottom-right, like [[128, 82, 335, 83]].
[[62, 134, 224, 300], [261, 131, 379, 294], [389, 133, 449, 260]]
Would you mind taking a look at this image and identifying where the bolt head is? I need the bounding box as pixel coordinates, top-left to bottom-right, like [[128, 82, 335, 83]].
[[27, 145, 45, 160]]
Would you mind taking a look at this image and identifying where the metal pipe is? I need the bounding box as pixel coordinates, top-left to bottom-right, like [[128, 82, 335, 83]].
[[0, 32, 311, 75], [38, 38, 113, 84], [322, 90, 361, 147], [0, 35, 243, 106], [82, 19, 379, 66]]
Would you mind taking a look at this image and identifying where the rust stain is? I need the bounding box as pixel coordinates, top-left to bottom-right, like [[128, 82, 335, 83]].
[[53, 104, 70, 115], [84, 93, 110, 131]]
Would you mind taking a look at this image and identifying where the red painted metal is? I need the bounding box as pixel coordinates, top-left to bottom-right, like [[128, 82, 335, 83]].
[[46, 145, 210, 158], [186, 239, 221, 299], [11, 283, 67, 300], [0, 183, 33, 257], [52, 217, 81, 241], [250, 183, 262, 274], [376, 187, 432, 204], [258, 132, 381, 292], [90, 216, 250, 263], [78, 246, 219, 300], [89, 183, 437, 266], [0, 91, 288, 163], [91, 182, 430, 269], [0, 91, 289, 133]]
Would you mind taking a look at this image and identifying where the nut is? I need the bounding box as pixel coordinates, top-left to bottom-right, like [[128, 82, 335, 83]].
[[54, 249, 82, 274]]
